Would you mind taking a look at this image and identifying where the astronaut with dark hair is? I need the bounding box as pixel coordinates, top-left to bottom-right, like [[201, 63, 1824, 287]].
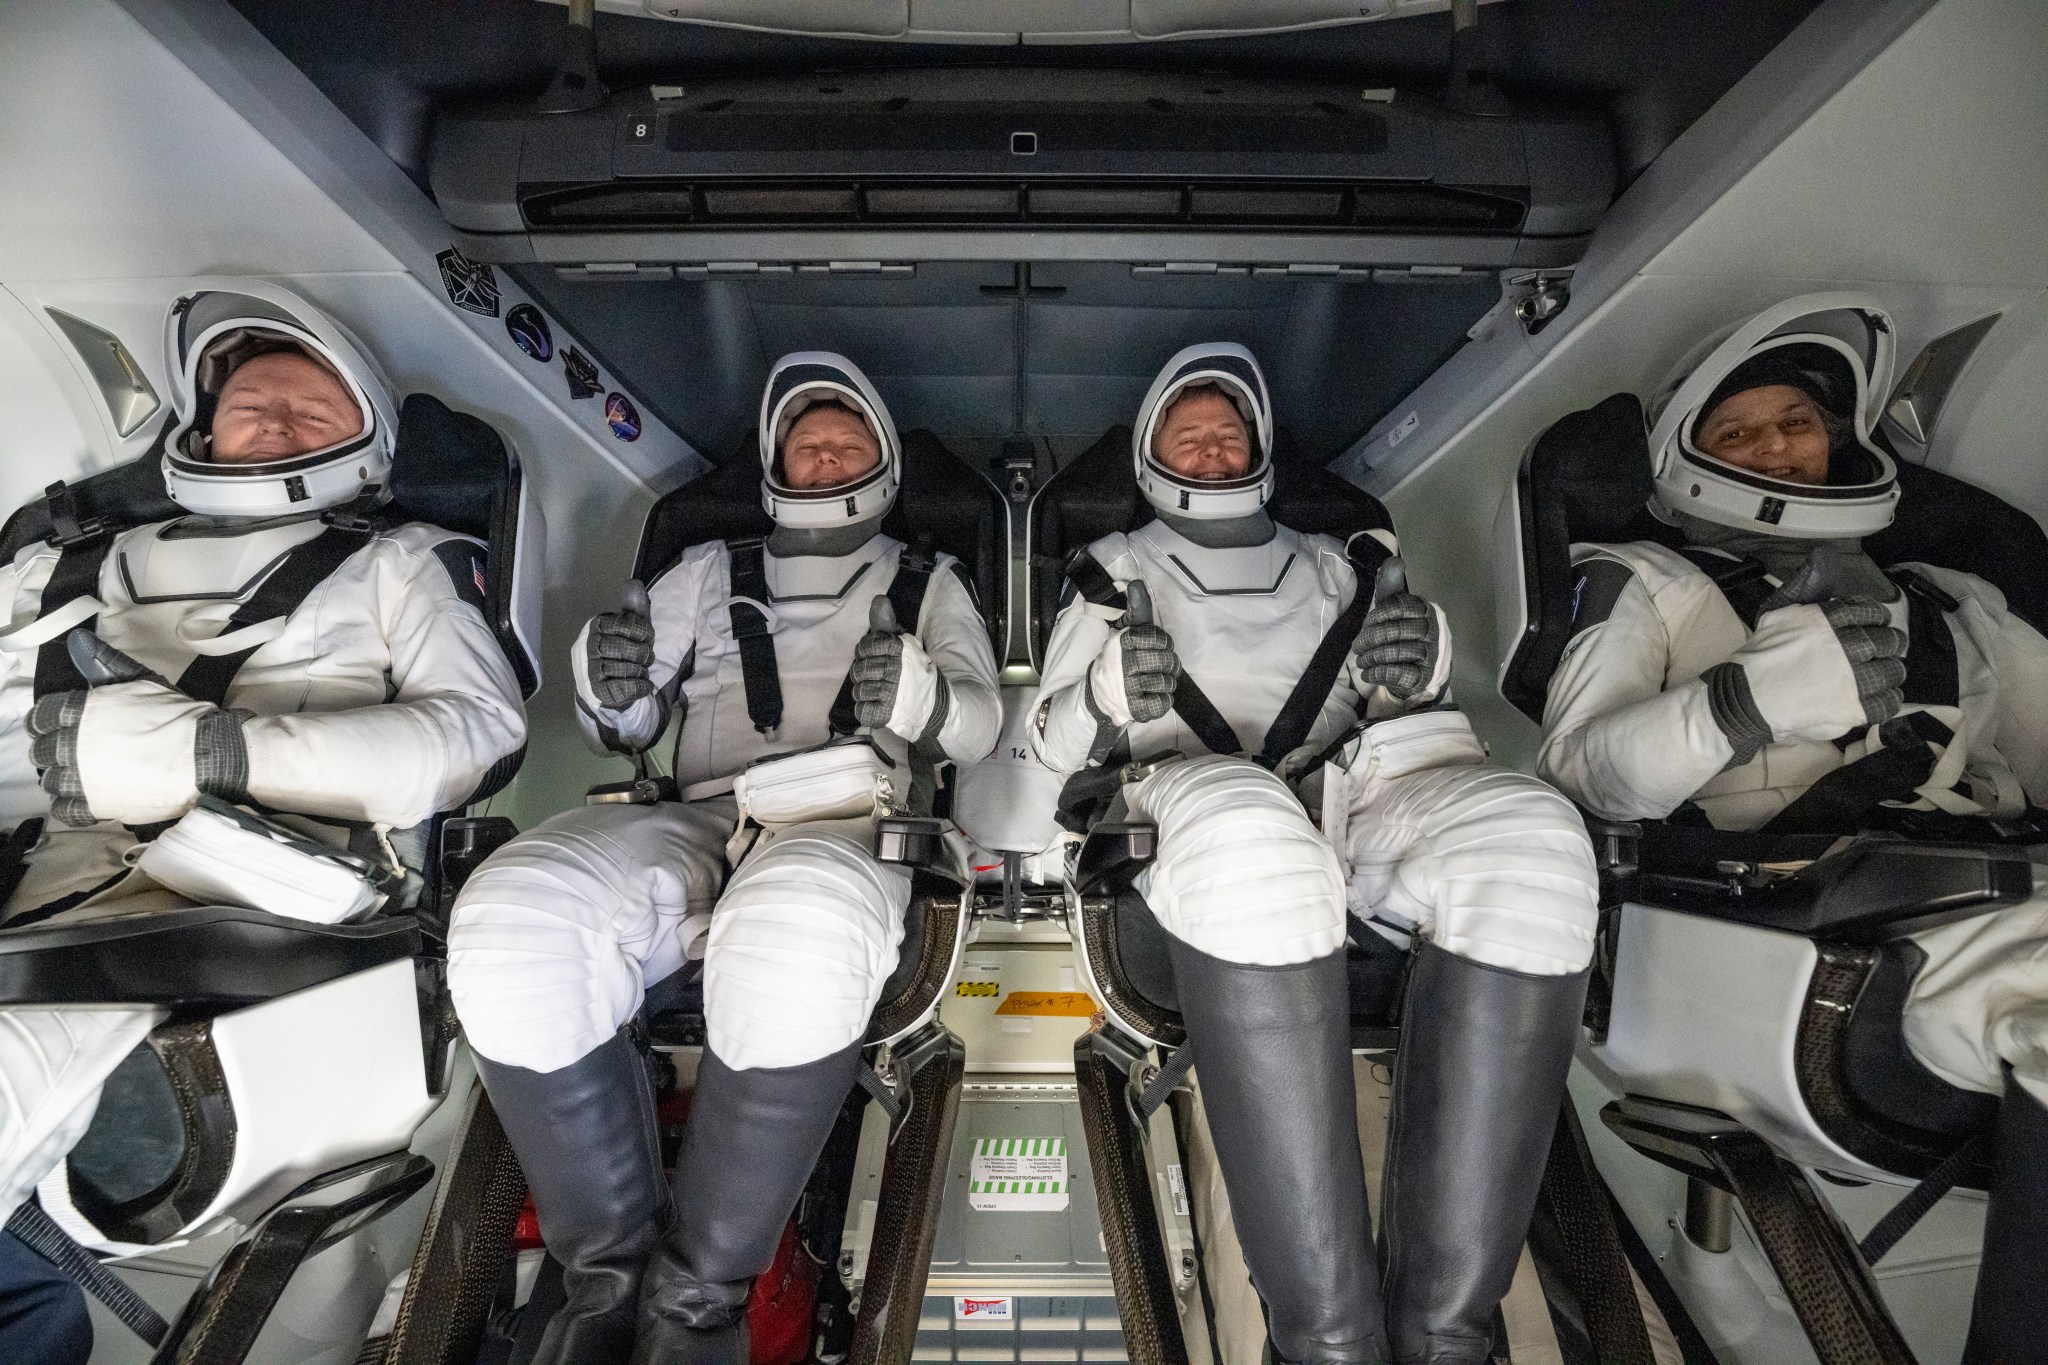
[[1538, 297, 2048, 1363]]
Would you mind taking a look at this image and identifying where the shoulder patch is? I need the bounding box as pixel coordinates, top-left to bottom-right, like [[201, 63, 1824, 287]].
[[431, 539, 490, 613], [1567, 558, 1636, 638]]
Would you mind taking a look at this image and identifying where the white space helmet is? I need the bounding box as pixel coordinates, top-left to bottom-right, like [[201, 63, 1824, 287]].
[[1648, 293, 1898, 539], [1133, 343, 1274, 521], [161, 281, 397, 518], [758, 351, 900, 530]]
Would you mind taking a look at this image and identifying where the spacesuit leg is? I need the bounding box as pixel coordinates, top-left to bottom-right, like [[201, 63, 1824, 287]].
[[448, 800, 732, 1365], [1126, 757, 1388, 1364], [1343, 762, 1597, 1365], [0, 1008, 165, 1231], [1897, 898, 2048, 1365], [632, 820, 908, 1364]]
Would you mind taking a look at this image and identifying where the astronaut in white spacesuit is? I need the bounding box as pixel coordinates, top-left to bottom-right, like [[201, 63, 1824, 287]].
[[447, 353, 1001, 1365], [0, 284, 528, 1353], [1537, 296, 2048, 1364], [1033, 344, 1599, 1365]]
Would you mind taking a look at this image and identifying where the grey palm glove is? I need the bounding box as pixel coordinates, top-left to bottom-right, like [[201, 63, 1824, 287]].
[[26, 633, 248, 827], [1085, 581, 1179, 726], [1703, 597, 1907, 765], [1353, 594, 1443, 701], [26, 691, 91, 826], [853, 596, 948, 741], [585, 606, 656, 709]]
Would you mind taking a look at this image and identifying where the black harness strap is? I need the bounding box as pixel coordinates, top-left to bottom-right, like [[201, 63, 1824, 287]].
[[1254, 534, 1392, 769], [31, 538, 115, 700], [1758, 710, 1953, 837], [828, 549, 937, 738], [726, 538, 782, 736], [1895, 569, 1961, 707], [173, 525, 376, 706], [1679, 547, 1776, 629]]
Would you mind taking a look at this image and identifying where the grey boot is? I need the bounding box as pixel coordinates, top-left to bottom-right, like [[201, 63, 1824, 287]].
[[1962, 1071, 2048, 1365], [1169, 938, 1391, 1365], [476, 1029, 667, 1365], [630, 1041, 864, 1365], [1380, 943, 1588, 1365]]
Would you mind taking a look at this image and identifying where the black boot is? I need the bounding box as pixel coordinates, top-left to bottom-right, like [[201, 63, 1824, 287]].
[[1380, 943, 1588, 1365], [631, 1042, 863, 1365], [1962, 1072, 2048, 1365], [1169, 938, 1390, 1365], [476, 1029, 667, 1365]]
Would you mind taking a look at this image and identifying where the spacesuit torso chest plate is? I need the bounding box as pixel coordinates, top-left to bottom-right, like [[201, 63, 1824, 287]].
[[1104, 520, 1362, 761]]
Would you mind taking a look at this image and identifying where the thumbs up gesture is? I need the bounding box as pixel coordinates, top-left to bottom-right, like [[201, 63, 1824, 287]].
[[853, 593, 946, 740], [1084, 578, 1181, 727], [1350, 556, 1454, 714]]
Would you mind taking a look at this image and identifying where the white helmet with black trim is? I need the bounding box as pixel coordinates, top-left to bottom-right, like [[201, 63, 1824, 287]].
[[161, 280, 397, 518], [1133, 342, 1275, 521], [1648, 293, 1899, 540], [758, 351, 900, 530]]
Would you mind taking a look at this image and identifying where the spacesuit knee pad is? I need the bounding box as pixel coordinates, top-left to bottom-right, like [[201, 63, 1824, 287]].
[[1128, 756, 1346, 966], [1350, 765, 1598, 977], [704, 826, 912, 1071], [448, 803, 728, 1074]]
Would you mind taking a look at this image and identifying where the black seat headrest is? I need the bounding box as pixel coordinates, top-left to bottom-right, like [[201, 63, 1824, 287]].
[[1501, 392, 2048, 722], [1032, 424, 1394, 657], [631, 431, 1006, 647]]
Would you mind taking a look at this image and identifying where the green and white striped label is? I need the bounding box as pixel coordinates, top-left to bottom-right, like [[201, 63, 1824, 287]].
[[968, 1136, 1069, 1211]]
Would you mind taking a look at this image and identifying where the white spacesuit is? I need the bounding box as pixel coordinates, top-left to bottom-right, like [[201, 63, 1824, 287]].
[[1033, 345, 1599, 1365], [1536, 295, 2048, 1364], [0, 284, 527, 1325], [447, 353, 1000, 1365]]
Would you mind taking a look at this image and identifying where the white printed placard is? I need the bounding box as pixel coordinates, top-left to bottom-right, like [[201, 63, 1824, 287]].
[[968, 1136, 1069, 1211], [955, 1295, 1014, 1321]]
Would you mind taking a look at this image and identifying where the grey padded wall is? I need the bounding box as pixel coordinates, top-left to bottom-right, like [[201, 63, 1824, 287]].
[[512, 261, 1500, 462]]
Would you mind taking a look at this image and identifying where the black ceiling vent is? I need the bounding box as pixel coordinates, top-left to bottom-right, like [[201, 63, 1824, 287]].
[[432, 69, 1612, 269]]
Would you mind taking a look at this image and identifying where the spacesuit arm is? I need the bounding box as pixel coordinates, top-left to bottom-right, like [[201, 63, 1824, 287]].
[[1030, 589, 1119, 775], [0, 546, 60, 823], [1988, 609, 2048, 806], [913, 562, 1002, 763], [240, 535, 528, 827], [571, 550, 708, 754], [1535, 559, 1736, 821]]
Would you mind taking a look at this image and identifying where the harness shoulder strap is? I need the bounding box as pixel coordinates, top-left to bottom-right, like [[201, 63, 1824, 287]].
[[32, 536, 115, 699], [175, 525, 375, 707], [726, 537, 782, 737], [1255, 533, 1392, 769], [829, 547, 936, 738], [1893, 569, 1961, 707], [1679, 547, 1775, 629]]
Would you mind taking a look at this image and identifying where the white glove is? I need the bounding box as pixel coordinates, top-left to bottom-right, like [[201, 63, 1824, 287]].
[[851, 596, 948, 742], [1347, 558, 1453, 716], [32, 679, 224, 826], [1705, 599, 1906, 757], [1084, 581, 1178, 727]]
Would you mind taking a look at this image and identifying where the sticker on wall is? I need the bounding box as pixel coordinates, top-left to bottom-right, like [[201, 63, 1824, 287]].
[[436, 247, 501, 318], [955, 1297, 1013, 1322], [605, 392, 642, 441], [995, 992, 1096, 1017], [563, 347, 603, 400], [505, 304, 553, 362]]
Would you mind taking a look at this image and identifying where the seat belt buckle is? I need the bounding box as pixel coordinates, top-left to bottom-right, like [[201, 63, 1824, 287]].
[[43, 482, 104, 548], [1118, 750, 1186, 788]]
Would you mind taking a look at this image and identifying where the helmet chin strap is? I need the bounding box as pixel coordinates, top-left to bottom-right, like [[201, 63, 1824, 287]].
[[767, 512, 887, 559], [1158, 507, 1276, 549]]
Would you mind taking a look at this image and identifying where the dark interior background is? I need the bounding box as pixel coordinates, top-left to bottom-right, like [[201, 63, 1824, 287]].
[[514, 260, 1500, 461]]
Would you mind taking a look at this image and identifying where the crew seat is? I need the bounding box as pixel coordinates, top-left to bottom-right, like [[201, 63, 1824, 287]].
[[1494, 392, 2048, 1360], [0, 394, 542, 1361]]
